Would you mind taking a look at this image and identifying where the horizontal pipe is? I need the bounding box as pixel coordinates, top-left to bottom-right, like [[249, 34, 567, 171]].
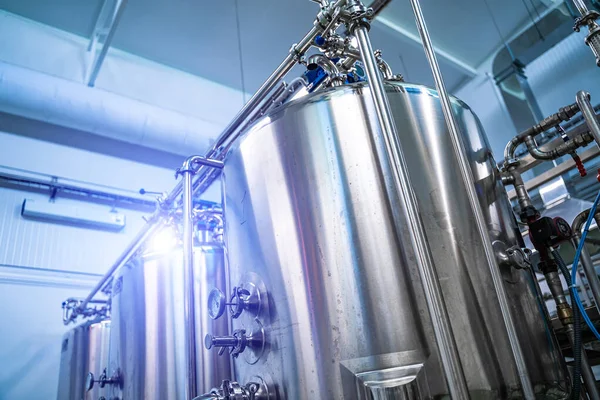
[[506, 145, 600, 200], [523, 132, 594, 160], [503, 102, 580, 163]]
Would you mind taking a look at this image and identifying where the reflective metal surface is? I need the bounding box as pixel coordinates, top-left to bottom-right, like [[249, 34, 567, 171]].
[[57, 319, 111, 400], [222, 82, 568, 399], [107, 246, 230, 399]]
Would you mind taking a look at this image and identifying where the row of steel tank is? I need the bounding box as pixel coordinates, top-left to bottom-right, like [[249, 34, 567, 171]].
[[57, 224, 230, 400], [58, 81, 570, 400]]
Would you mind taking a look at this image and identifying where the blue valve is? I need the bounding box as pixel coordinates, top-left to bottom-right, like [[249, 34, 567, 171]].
[[314, 35, 326, 47]]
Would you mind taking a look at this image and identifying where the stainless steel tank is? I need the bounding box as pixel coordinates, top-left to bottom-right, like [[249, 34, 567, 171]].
[[107, 244, 230, 400], [57, 319, 111, 400], [220, 82, 568, 399]]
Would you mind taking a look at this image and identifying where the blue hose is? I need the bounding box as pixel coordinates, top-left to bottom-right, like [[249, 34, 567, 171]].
[[571, 189, 600, 341]]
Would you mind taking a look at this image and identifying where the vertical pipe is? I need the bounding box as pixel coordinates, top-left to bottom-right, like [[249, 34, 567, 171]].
[[572, 0, 590, 16], [353, 24, 470, 399], [577, 91, 600, 148], [572, 237, 600, 313], [550, 269, 600, 400], [569, 324, 600, 400], [407, 0, 535, 397], [583, 355, 600, 400], [182, 165, 197, 398]]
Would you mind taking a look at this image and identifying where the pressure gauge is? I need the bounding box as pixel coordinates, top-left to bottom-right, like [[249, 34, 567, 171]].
[[207, 288, 227, 320]]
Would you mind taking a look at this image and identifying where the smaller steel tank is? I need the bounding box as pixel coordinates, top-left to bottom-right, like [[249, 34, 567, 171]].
[[56, 319, 111, 400], [107, 242, 230, 400]]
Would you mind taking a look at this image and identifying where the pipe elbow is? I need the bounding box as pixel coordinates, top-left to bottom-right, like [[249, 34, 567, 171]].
[[572, 209, 591, 237], [374, 50, 394, 80], [524, 136, 557, 160], [577, 90, 592, 104], [504, 136, 523, 164], [307, 54, 343, 86]]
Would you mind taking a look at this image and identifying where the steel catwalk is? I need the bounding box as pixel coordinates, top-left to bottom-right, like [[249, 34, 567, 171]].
[[107, 246, 230, 399], [221, 82, 568, 399]]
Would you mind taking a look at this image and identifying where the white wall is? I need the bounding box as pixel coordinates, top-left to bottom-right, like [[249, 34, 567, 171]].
[[0, 130, 220, 400], [527, 31, 600, 115], [0, 278, 96, 400], [455, 66, 518, 160]]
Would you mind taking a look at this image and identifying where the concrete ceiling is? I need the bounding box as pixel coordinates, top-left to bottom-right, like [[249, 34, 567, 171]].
[[0, 0, 550, 93]]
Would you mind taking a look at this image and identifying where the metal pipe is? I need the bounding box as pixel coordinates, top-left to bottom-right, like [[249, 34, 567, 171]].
[[407, 0, 535, 397], [523, 132, 594, 160], [565, 324, 600, 400], [549, 265, 600, 400], [307, 54, 344, 86], [508, 167, 534, 211], [506, 146, 600, 200], [573, 0, 590, 16], [76, 215, 163, 314], [503, 102, 580, 164], [211, 0, 346, 153], [579, 341, 600, 400], [577, 91, 600, 148], [572, 211, 600, 313], [374, 50, 393, 79], [367, 0, 392, 16], [187, 0, 347, 196], [352, 21, 470, 399], [182, 156, 198, 398]]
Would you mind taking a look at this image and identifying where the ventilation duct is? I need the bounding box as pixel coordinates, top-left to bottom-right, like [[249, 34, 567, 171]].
[[0, 61, 222, 157]]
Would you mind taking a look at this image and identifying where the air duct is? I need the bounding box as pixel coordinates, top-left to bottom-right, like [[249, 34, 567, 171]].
[[0, 61, 222, 156]]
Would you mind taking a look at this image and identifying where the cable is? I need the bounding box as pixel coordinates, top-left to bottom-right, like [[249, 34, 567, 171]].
[[553, 249, 582, 400], [571, 189, 600, 341]]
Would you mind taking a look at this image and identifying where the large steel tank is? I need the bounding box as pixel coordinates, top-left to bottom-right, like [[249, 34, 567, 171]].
[[106, 244, 230, 399], [57, 319, 111, 400], [221, 82, 568, 399]]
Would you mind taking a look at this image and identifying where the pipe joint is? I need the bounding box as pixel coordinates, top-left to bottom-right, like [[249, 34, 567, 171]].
[[178, 155, 224, 177], [557, 303, 574, 325], [307, 54, 345, 86]]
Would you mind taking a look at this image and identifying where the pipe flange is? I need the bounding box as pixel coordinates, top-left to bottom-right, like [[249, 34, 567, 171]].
[[574, 10, 600, 32], [247, 376, 271, 400], [244, 320, 266, 365]]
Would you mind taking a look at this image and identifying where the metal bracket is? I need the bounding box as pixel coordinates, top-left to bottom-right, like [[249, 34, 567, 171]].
[[85, 0, 129, 87]]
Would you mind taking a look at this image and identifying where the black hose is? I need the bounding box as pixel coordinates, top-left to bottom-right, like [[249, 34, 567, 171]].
[[553, 249, 582, 400]]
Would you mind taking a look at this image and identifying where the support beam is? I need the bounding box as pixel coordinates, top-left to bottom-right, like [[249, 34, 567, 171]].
[[85, 0, 128, 87], [374, 16, 478, 76]]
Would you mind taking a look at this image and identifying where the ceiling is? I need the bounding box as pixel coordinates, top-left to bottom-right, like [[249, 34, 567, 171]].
[[0, 0, 551, 93]]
